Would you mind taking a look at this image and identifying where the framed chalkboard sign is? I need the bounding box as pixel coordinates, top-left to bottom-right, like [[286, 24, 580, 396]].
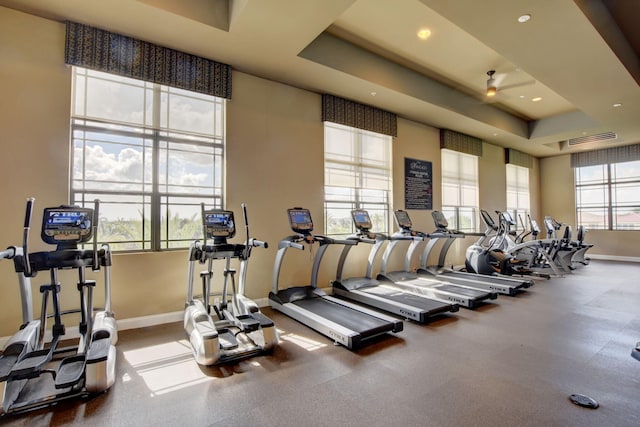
[[404, 157, 432, 210]]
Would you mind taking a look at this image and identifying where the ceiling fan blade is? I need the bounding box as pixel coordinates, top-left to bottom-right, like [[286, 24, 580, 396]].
[[499, 80, 536, 91], [493, 73, 507, 86]]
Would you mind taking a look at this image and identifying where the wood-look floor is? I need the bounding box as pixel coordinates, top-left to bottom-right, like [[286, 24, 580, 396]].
[[2, 260, 640, 426]]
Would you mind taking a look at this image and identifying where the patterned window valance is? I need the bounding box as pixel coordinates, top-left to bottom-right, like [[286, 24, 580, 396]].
[[322, 94, 397, 137], [570, 143, 640, 167], [440, 129, 483, 157], [65, 21, 232, 99], [505, 148, 533, 168]]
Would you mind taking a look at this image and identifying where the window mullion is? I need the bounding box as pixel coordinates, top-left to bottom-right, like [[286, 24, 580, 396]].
[[607, 163, 613, 230], [151, 84, 162, 251]]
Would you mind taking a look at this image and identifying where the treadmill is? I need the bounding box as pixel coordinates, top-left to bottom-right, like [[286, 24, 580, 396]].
[[377, 210, 497, 309], [269, 208, 402, 349], [332, 209, 458, 323], [417, 210, 533, 296]]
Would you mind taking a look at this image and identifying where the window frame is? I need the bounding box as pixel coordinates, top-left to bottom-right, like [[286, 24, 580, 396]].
[[506, 163, 531, 232], [323, 122, 393, 236], [575, 160, 640, 231], [70, 67, 226, 251], [440, 149, 479, 232]]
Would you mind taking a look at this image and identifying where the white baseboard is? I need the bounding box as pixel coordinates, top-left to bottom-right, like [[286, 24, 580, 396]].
[[589, 254, 640, 263], [1, 298, 273, 348]]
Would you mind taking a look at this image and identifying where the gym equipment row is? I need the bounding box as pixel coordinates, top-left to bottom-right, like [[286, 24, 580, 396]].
[[270, 207, 544, 349], [0, 199, 610, 417]]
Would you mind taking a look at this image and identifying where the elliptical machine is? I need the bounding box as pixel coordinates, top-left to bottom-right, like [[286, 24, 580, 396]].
[[0, 198, 117, 415], [184, 203, 277, 365], [465, 210, 520, 276]]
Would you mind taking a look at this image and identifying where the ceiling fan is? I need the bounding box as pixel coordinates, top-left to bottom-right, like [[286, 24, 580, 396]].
[[485, 69, 535, 98]]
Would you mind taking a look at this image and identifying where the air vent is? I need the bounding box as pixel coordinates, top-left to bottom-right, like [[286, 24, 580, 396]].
[[567, 132, 617, 146]]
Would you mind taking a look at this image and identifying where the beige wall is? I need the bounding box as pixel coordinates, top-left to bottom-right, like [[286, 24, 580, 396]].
[[540, 154, 640, 258], [16, 6, 640, 339], [1, 8, 74, 334]]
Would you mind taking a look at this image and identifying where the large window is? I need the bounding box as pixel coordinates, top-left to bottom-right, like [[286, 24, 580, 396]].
[[71, 67, 225, 251], [506, 163, 530, 231], [575, 160, 640, 230], [324, 122, 392, 236], [441, 149, 479, 232]]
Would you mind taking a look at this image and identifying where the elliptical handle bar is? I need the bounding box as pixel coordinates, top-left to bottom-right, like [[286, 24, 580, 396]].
[[242, 203, 250, 256], [0, 247, 16, 260], [22, 197, 34, 277], [200, 203, 207, 262], [289, 241, 304, 250], [251, 239, 268, 249], [92, 199, 100, 271]]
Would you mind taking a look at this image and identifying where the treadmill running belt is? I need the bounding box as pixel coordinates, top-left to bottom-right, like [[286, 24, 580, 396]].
[[292, 298, 392, 338], [435, 284, 489, 298], [361, 285, 451, 310]]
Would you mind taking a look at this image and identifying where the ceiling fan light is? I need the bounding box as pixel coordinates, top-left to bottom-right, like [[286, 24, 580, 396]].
[[486, 70, 497, 96]]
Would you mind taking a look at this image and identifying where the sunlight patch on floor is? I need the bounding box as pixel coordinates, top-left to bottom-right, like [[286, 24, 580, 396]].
[[123, 339, 212, 395], [277, 328, 328, 351]]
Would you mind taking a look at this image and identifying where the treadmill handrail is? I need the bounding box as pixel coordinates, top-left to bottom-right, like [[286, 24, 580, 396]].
[[335, 233, 388, 281]]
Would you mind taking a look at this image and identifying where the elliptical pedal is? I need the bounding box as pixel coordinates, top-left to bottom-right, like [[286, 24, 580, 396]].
[[217, 329, 239, 350], [0, 342, 29, 381], [250, 312, 275, 328], [86, 337, 112, 363], [236, 315, 261, 332], [8, 349, 53, 381], [55, 355, 86, 389]]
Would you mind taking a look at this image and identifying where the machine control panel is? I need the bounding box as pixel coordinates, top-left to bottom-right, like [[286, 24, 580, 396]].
[[394, 210, 412, 231], [432, 211, 449, 230], [288, 208, 313, 234], [42, 206, 93, 244], [351, 209, 372, 232], [204, 210, 236, 238]]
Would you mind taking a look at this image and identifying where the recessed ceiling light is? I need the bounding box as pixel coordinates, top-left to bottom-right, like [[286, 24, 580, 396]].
[[613, 103, 622, 107], [532, 97, 542, 102], [417, 28, 431, 40], [518, 14, 531, 23], [370, 91, 377, 97], [519, 95, 525, 99]]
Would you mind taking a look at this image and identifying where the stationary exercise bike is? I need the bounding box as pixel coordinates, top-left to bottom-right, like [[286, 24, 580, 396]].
[[0, 198, 117, 415], [184, 203, 277, 365]]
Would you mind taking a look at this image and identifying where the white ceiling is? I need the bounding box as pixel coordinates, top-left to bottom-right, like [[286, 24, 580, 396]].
[[2, 0, 640, 157]]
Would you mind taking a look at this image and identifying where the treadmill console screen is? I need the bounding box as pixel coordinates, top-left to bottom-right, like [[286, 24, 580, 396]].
[[351, 209, 372, 231], [204, 210, 236, 238], [501, 211, 515, 225], [42, 206, 93, 244], [288, 208, 313, 234], [530, 219, 541, 233], [480, 210, 495, 228], [432, 211, 449, 229], [394, 210, 412, 230]]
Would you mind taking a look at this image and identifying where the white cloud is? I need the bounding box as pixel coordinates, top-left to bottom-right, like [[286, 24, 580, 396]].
[[81, 145, 144, 183], [178, 173, 208, 186]]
